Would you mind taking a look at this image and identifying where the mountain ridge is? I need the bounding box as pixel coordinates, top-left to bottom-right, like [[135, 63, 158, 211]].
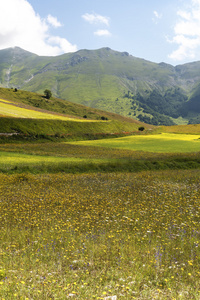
[[1, 46, 200, 125]]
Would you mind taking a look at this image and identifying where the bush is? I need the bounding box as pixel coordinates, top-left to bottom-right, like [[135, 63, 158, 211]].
[[101, 116, 108, 120], [138, 126, 145, 131]]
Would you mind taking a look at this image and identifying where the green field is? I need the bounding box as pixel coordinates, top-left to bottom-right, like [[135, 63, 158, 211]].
[[0, 150, 117, 173], [0, 151, 101, 165], [0, 134, 200, 299], [0, 132, 200, 174], [1, 88, 200, 299], [71, 133, 200, 153]]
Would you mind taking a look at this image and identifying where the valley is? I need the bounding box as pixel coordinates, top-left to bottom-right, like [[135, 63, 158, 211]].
[[0, 55, 200, 299]]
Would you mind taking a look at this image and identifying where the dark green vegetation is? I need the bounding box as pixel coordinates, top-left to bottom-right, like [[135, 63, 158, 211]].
[[1, 47, 200, 125], [44, 89, 52, 99]]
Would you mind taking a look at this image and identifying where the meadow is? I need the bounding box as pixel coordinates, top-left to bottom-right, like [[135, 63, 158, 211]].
[[0, 88, 200, 299], [0, 170, 200, 299], [71, 133, 200, 153], [0, 135, 200, 300], [0, 135, 200, 174]]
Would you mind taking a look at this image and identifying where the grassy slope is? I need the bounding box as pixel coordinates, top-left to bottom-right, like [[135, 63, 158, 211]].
[[0, 99, 84, 121], [0, 88, 153, 137], [161, 124, 200, 134]]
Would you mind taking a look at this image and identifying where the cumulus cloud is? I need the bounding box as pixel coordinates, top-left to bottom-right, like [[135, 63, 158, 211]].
[[168, 0, 200, 61], [47, 15, 62, 28], [0, 0, 77, 56], [94, 29, 111, 37], [82, 13, 110, 26]]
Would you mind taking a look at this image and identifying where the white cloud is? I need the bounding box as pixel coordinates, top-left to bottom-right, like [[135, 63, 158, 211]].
[[94, 29, 111, 37], [168, 0, 200, 61], [152, 10, 162, 24], [82, 13, 110, 26], [0, 0, 77, 56], [47, 15, 62, 28]]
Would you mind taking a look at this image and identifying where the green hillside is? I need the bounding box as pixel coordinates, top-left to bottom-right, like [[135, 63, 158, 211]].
[[1, 47, 200, 125], [0, 88, 153, 140]]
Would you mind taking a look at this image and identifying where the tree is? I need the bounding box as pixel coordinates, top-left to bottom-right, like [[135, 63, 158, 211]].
[[44, 89, 52, 99]]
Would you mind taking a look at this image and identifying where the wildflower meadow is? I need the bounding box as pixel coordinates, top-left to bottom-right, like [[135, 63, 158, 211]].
[[0, 170, 200, 299]]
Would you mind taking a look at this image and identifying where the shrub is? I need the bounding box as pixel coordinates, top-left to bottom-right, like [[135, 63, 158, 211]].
[[138, 126, 145, 131]]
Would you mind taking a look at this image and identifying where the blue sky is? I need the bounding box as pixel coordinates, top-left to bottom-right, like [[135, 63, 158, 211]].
[[1, 0, 200, 65]]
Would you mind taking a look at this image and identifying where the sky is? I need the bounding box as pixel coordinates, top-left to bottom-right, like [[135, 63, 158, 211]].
[[1, 0, 200, 65]]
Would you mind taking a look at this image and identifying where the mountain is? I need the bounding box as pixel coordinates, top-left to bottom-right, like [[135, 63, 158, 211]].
[[1, 46, 200, 125]]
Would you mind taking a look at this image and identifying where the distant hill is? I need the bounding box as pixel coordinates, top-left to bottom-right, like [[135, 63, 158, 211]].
[[0, 87, 153, 138], [1, 47, 200, 125]]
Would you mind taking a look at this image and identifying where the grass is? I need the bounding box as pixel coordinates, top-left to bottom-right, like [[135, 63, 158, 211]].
[[0, 135, 200, 174], [0, 170, 200, 299], [0, 151, 93, 164], [0, 88, 200, 299], [70, 133, 200, 153], [0, 88, 152, 138], [161, 124, 200, 134], [0, 151, 118, 174], [0, 87, 153, 126], [0, 99, 86, 121], [0, 117, 146, 138], [0, 130, 200, 300]]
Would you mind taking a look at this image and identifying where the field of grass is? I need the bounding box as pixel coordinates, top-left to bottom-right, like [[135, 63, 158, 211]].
[[0, 133, 200, 299], [0, 151, 104, 165], [70, 133, 200, 153], [161, 124, 200, 134], [0, 170, 200, 299], [0, 150, 120, 174], [0, 117, 146, 139], [0, 88, 200, 299], [0, 136, 200, 174], [0, 98, 98, 121]]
